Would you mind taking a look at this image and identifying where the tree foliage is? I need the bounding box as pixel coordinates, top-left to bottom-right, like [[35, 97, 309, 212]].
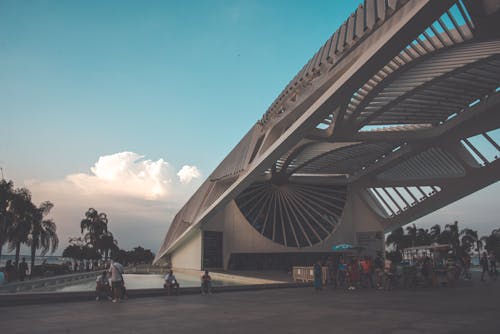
[[110, 246, 155, 266], [0, 180, 59, 267], [386, 221, 499, 263]]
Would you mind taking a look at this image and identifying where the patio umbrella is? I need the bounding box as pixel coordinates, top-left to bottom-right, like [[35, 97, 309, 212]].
[[332, 244, 354, 251], [331, 244, 365, 252]]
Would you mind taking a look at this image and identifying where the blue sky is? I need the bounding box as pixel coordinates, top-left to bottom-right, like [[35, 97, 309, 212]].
[[1, 0, 359, 178], [1, 0, 498, 254]]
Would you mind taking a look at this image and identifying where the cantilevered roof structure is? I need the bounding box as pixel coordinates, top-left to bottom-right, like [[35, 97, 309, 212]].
[[155, 0, 500, 270]]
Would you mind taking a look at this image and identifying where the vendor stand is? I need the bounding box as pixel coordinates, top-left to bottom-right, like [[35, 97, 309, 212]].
[[402, 244, 456, 287]]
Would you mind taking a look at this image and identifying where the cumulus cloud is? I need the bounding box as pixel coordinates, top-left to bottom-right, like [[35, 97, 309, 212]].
[[177, 165, 201, 184], [66, 152, 172, 200], [26, 151, 202, 203], [23, 152, 203, 252]]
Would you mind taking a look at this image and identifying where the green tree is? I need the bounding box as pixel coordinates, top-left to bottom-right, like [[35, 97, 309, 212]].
[[127, 246, 155, 265], [27, 201, 59, 270], [406, 224, 418, 247], [416, 228, 432, 246], [434, 221, 460, 253], [97, 231, 117, 261], [111, 248, 129, 265], [0, 180, 15, 260], [386, 227, 405, 253], [429, 224, 441, 243], [445, 221, 461, 255], [80, 208, 109, 257], [83, 245, 101, 261], [62, 237, 85, 262], [483, 229, 500, 259], [8, 187, 35, 267]]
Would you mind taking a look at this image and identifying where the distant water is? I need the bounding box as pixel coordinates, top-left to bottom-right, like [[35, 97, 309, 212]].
[[0, 255, 66, 267]]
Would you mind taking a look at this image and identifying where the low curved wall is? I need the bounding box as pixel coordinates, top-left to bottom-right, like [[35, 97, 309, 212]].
[[0, 272, 97, 293], [0, 282, 311, 307]]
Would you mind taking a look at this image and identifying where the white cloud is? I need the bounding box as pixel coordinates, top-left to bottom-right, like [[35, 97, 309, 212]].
[[177, 165, 201, 184], [22, 152, 203, 253], [66, 152, 172, 200]]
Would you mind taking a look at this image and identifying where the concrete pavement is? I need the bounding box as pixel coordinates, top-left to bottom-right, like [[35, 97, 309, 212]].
[[1, 279, 499, 334]]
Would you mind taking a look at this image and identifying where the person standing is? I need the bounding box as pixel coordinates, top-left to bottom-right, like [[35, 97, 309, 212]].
[[360, 256, 374, 288], [347, 258, 360, 290], [18, 258, 28, 281], [488, 252, 497, 278], [5, 260, 14, 282], [201, 270, 212, 295], [109, 261, 124, 302], [480, 252, 489, 282], [313, 260, 323, 291]]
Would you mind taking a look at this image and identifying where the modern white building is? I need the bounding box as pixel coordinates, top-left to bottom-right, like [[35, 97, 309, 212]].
[[154, 0, 500, 270]]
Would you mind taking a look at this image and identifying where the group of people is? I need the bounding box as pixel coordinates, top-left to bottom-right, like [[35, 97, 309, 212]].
[[312, 251, 499, 291], [1, 258, 30, 283], [72, 259, 111, 273], [95, 261, 126, 303], [162, 269, 213, 295], [314, 255, 386, 291]]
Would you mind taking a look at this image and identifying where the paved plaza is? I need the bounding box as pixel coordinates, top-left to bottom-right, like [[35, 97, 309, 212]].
[[2, 278, 499, 334]]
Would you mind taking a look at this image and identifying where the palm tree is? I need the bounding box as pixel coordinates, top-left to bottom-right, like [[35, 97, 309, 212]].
[[430, 224, 441, 243], [416, 228, 432, 246], [483, 229, 500, 259], [386, 227, 405, 252], [27, 201, 59, 270], [406, 224, 418, 247], [445, 221, 460, 254], [0, 180, 15, 260], [8, 187, 34, 267], [80, 208, 109, 257]]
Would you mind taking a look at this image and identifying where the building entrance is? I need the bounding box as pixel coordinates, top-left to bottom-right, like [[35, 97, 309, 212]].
[[202, 231, 223, 269]]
